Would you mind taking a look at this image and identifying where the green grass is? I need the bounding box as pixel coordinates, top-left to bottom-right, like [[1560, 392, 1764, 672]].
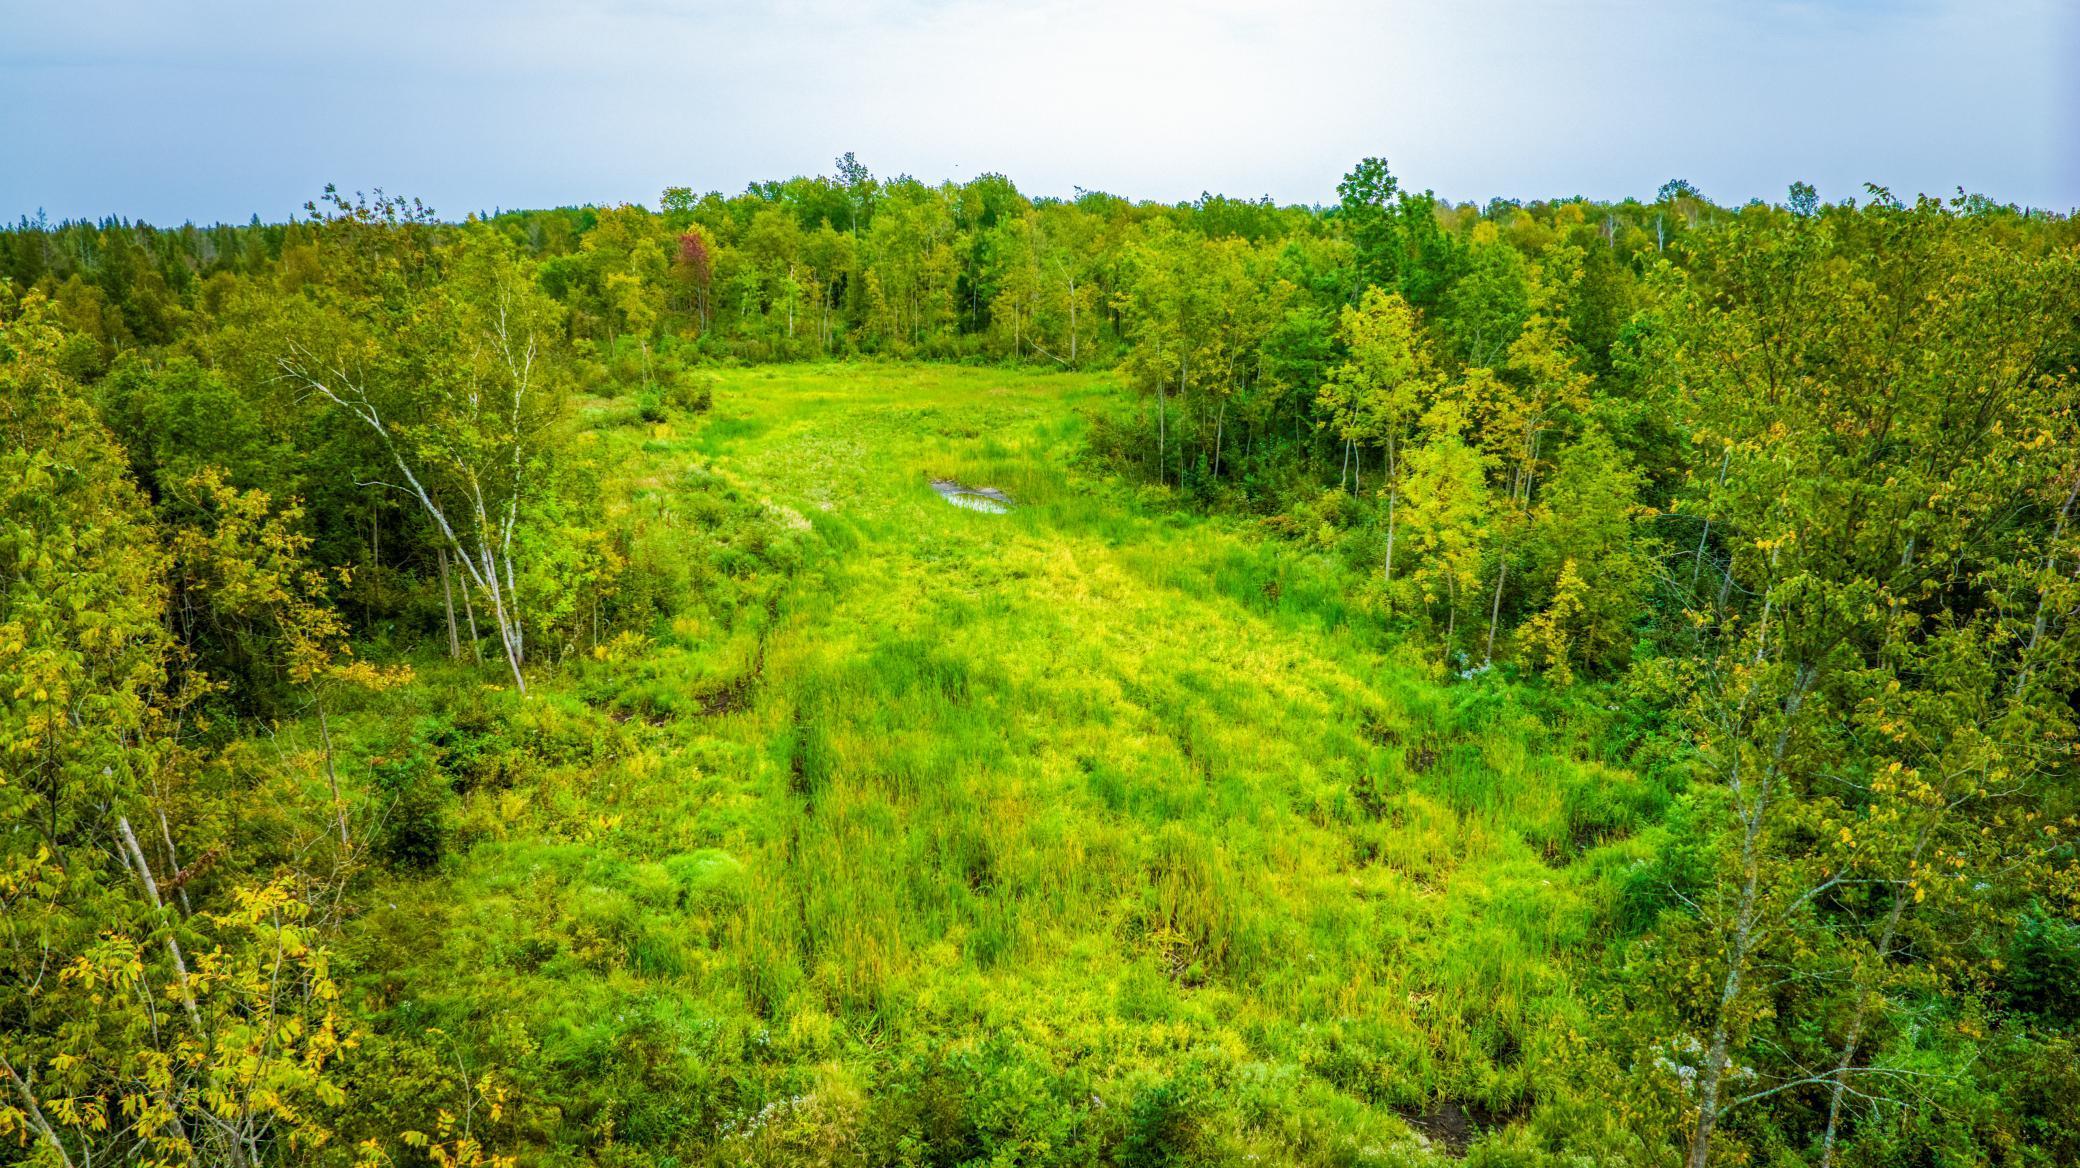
[[333, 363, 1664, 1164]]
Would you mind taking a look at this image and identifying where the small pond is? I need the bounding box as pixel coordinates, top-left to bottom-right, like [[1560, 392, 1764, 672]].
[[931, 478, 1012, 513]]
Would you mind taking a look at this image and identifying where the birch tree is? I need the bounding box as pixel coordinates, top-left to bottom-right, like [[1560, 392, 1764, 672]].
[[278, 225, 570, 695]]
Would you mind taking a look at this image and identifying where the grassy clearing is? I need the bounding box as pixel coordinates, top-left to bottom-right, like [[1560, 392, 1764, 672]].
[[333, 363, 1666, 1164]]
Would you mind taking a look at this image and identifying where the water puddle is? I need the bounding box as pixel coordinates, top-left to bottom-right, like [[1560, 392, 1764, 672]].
[[931, 479, 1012, 513]]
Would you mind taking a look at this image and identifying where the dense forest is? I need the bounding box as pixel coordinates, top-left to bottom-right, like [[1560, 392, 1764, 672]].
[[3, 157, 2078, 1168]]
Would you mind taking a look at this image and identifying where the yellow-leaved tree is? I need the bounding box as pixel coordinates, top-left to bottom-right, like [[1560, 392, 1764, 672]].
[[168, 467, 413, 845], [2, 291, 358, 1168]]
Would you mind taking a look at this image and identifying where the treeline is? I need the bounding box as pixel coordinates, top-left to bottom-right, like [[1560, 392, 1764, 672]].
[[3, 158, 1755, 373], [3, 157, 2079, 1167]]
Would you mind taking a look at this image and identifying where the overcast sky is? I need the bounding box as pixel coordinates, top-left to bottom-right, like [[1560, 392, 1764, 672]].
[[4, 0, 2074, 224]]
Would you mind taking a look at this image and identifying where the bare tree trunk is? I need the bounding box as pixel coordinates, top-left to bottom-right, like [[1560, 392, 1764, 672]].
[[2, 1058, 75, 1168], [1067, 275, 1077, 363], [280, 331, 538, 696], [1817, 912, 1895, 1168], [1687, 677, 1809, 1168], [1688, 859, 1759, 1168], [1157, 354, 1175, 485], [1383, 489, 1398, 588], [316, 695, 348, 846], [1751, 549, 1781, 666], [1442, 573, 1458, 670], [480, 566, 527, 694], [118, 817, 204, 1035], [438, 545, 461, 659], [461, 572, 482, 664], [1692, 520, 1715, 589], [156, 809, 192, 914], [1484, 556, 1508, 665], [468, 542, 528, 693]]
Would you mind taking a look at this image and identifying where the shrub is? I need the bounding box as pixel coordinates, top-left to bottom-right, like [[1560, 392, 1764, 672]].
[[370, 747, 447, 871], [664, 368, 716, 413], [2008, 905, 2080, 1022]]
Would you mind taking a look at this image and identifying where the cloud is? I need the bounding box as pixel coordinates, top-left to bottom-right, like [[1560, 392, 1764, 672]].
[[2, 0, 2068, 222]]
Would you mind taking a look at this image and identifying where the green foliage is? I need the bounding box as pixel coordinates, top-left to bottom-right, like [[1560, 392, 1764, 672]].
[[0, 292, 169, 826], [1, 165, 2076, 1168], [2, 290, 359, 1168], [2008, 906, 2080, 1023], [371, 744, 448, 872]]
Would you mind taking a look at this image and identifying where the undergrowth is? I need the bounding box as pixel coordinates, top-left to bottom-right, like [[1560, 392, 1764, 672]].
[[310, 364, 1670, 1165]]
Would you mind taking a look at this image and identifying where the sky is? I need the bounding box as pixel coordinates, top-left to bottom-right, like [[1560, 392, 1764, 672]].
[[3, 0, 2074, 225]]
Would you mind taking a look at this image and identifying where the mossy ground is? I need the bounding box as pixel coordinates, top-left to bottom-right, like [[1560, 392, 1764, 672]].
[[324, 364, 1665, 1164]]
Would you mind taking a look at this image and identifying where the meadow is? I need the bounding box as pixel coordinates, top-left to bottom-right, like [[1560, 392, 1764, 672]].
[[318, 364, 1665, 1164]]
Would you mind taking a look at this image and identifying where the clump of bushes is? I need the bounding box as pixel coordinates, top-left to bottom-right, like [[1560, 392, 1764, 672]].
[[638, 368, 716, 421], [370, 747, 447, 871]]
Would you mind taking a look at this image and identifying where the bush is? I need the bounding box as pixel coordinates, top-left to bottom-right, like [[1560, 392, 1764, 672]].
[[370, 747, 447, 871], [418, 700, 519, 793], [633, 370, 714, 422], [1119, 1074, 1209, 1168], [664, 369, 716, 413], [2008, 904, 2080, 1022]]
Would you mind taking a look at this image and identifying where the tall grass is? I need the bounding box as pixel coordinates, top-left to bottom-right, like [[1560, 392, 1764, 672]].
[[331, 363, 1665, 1164]]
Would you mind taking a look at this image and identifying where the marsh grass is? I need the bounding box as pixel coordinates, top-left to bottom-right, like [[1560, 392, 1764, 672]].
[[329, 363, 1667, 1164]]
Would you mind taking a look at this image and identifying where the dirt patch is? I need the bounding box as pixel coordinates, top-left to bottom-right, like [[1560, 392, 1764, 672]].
[[699, 671, 758, 716], [1405, 740, 1442, 774], [1399, 1098, 1529, 1158]]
